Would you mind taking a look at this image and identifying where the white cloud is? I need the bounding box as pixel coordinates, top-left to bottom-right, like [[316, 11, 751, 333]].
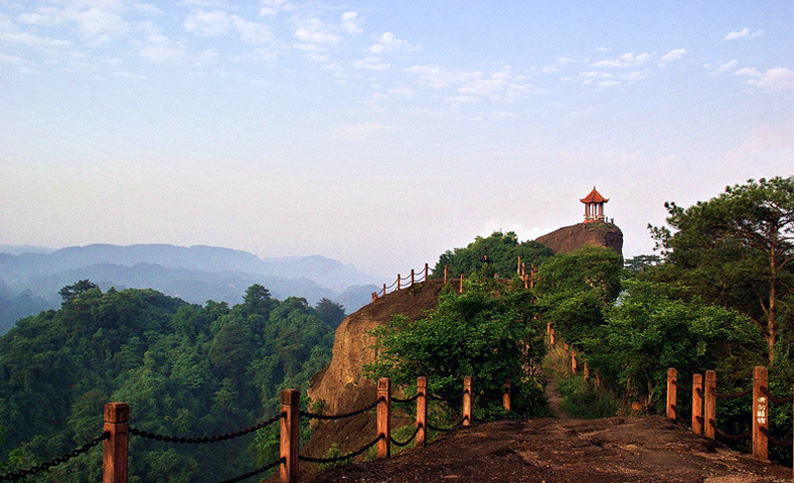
[[724, 27, 764, 41], [756, 67, 794, 91], [231, 16, 273, 44], [716, 58, 738, 73], [133, 4, 162, 15], [341, 11, 363, 34], [367, 32, 412, 54], [732, 67, 762, 77], [294, 17, 338, 44], [17, 3, 129, 45], [353, 56, 389, 71], [259, 0, 295, 16], [658, 48, 687, 65], [405, 64, 476, 88], [0, 30, 72, 49], [592, 52, 651, 68], [184, 10, 230, 36]]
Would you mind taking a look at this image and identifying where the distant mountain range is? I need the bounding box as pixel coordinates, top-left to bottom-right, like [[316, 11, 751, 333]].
[[0, 244, 381, 334]]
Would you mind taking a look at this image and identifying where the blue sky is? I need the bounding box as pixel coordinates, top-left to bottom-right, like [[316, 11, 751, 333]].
[[1, 1, 793, 278]]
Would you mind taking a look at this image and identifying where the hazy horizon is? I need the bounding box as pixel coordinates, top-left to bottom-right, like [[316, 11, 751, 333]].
[[2, 1, 792, 278]]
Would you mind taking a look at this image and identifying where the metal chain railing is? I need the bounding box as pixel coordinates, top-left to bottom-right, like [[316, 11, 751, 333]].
[[299, 398, 382, 421], [714, 387, 752, 399], [390, 425, 421, 447], [391, 393, 420, 404], [130, 412, 283, 444], [298, 435, 383, 464], [215, 458, 284, 483], [0, 431, 109, 482], [761, 387, 794, 405]]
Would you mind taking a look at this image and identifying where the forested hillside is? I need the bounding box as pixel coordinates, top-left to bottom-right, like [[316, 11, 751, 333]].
[[0, 282, 335, 482]]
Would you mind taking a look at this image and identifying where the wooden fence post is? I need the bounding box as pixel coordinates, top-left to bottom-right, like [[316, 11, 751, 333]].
[[371, 292, 377, 303], [459, 273, 464, 294], [530, 264, 536, 289], [103, 402, 129, 483], [382, 283, 386, 296], [377, 378, 391, 458], [583, 362, 590, 381], [280, 389, 300, 483], [571, 349, 578, 374], [704, 370, 716, 439], [397, 274, 401, 291], [424, 263, 429, 282], [549, 328, 555, 347], [443, 265, 448, 284], [416, 376, 427, 447], [410, 269, 415, 286], [463, 376, 472, 426], [692, 374, 703, 435], [517, 256, 522, 276], [502, 379, 511, 411], [666, 368, 677, 422], [752, 366, 768, 461]]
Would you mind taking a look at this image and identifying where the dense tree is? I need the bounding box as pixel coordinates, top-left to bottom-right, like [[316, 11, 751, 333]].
[[433, 231, 553, 280], [58, 280, 100, 302], [648, 177, 794, 362], [314, 298, 346, 328], [0, 283, 333, 482]]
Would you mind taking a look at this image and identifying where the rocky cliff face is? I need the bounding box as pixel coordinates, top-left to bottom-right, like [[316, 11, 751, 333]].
[[535, 222, 623, 256]]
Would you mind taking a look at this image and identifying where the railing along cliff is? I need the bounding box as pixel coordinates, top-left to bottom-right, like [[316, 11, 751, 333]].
[[371, 259, 538, 302], [0, 375, 514, 483]]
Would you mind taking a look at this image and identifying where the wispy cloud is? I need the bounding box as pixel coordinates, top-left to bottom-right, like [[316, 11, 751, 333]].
[[756, 67, 794, 91], [724, 27, 764, 41], [592, 52, 651, 68], [367, 32, 413, 54], [658, 48, 687, 66], [340, 11, 363, 34], [716, 58, 738, 73]]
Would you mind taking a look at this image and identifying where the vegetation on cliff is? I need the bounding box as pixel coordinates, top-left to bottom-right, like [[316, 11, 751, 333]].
[[0, 283, 334, 482]]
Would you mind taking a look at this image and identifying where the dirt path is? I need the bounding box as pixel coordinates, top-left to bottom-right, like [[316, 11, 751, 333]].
[[302, 416, 791, 483], [544, 376, 570, 420]]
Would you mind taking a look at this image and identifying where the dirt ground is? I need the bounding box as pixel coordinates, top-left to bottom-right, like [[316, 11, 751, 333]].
[[301, 416, 792, 483]]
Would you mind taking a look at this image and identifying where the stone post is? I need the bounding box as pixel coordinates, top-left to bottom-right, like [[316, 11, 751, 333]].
[[752, 366, 768, 461], [280, 389, 300, 483], [377, 378, 391, 458], [692, 374, 703, 435], [103, 402, 129, 483], [666, 368, 677, 422], [416, 377, 427, 447], [463, 376, 472, 426], [704, 370, 716, 439]]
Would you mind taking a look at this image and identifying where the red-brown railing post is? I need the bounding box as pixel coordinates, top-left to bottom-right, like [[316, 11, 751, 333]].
[[397, 274, 401, 291], [517, 256, 521, 275], [371, 292, 377, 303], [377, 378, 391, 458], [382, 283, 386, 295], [530, 264, 536, 289], [503, 379, 511, 411], [692, 374, 703, 435], [583, 362, 590, 381], [103, 402, 129, 483], [549, 328, 555, 347], [416, 376, 427, 447], [666, 368, 677, 422], [459, 273, 464, 294], [523, 275, 528, 289], [424, 263, 429, 281], [752, 366, 768, 461], [410, 269, 414, 286], [443, 265, 448, 283], [463, 376, 472, 426], [571, 349, 578, 374], [704, 370, 716, 439], [280, 389, 299, 483]]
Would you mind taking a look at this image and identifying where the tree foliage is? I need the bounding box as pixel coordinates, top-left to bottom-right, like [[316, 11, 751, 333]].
[[366, 282, 547, 420], [433, 231, 553, 280], [0, 282, 333, 482], [648, 176, 794, 361]]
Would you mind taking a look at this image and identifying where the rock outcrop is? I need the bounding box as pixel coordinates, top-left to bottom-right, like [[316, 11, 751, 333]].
[[535, 222, 623, 256]]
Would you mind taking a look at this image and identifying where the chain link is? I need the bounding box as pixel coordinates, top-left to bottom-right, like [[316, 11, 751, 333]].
[[214, 458, 284, 483], [0, 432, 109, 482], [390, 426, 421, 447], [298, 435, 383, 463], [300, 398, 381, 421], [130, 412, 283, 444]]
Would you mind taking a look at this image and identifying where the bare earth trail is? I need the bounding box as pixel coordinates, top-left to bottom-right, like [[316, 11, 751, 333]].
[[303, 416, 791, 483]]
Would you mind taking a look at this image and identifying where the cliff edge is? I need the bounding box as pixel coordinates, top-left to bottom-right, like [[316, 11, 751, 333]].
[[535, 222, 623, 256]]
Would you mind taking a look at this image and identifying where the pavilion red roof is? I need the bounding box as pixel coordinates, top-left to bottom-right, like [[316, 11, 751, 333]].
[[580, 187, 609, 203]]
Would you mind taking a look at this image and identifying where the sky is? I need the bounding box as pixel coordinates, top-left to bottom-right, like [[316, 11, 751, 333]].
[[1, 1, 793, 279]]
